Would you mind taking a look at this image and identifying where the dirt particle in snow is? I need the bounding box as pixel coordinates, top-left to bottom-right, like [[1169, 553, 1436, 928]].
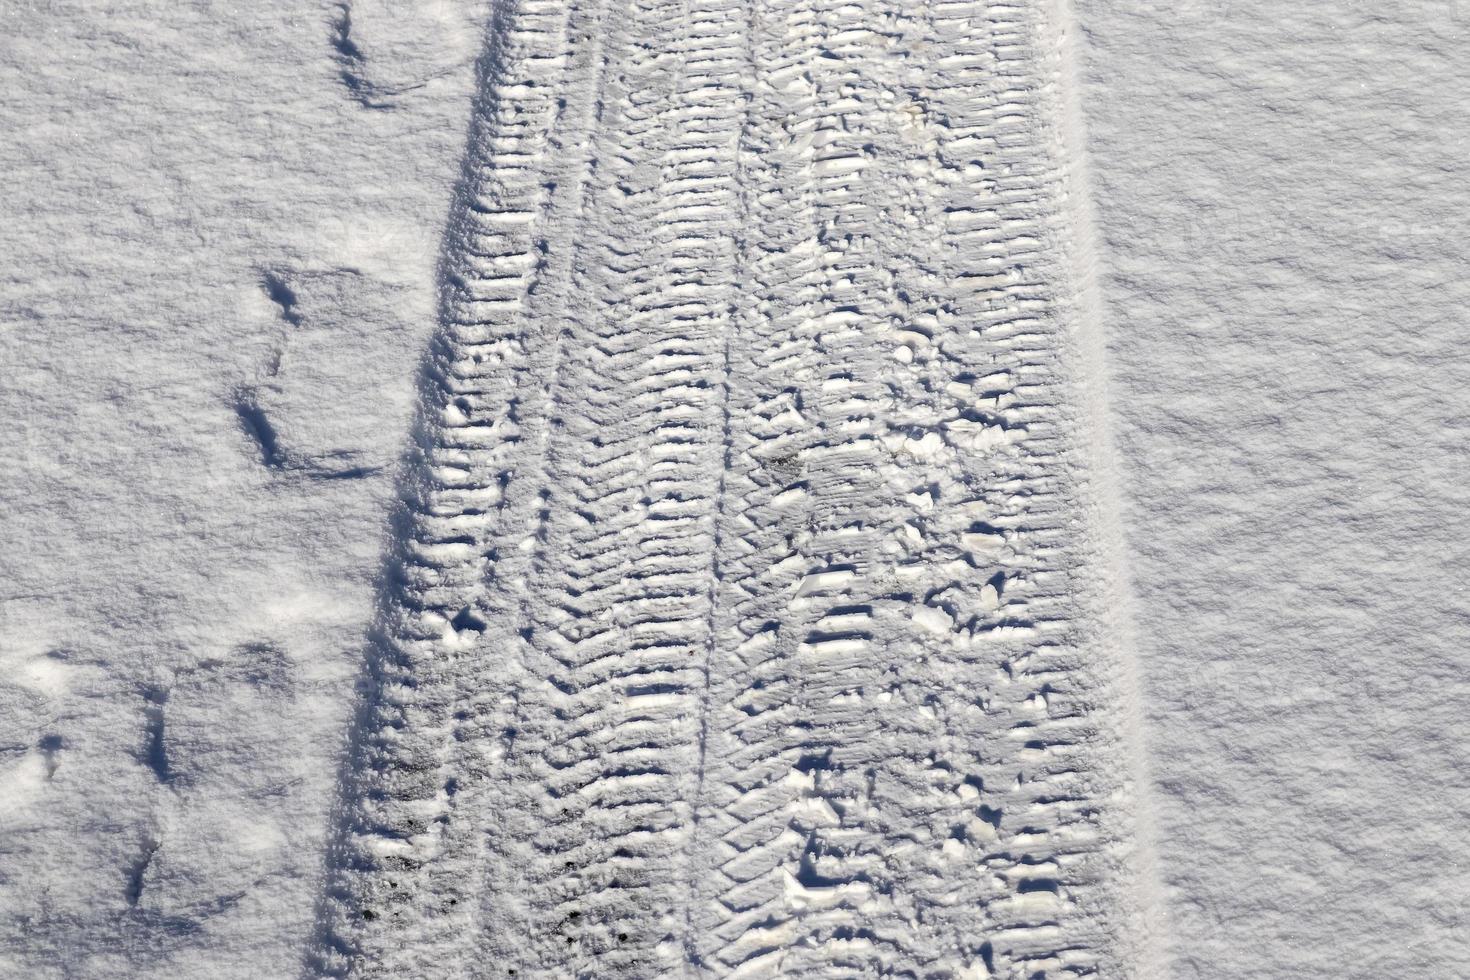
[[763, 451, 804, 482]]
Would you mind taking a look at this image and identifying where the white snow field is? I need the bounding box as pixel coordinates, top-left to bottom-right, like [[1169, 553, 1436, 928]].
[[0, 1, 1464, 979], [1081, 2, 1470, 977]]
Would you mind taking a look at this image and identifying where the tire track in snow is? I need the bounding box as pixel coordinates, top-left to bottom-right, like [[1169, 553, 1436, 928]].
[[314, 0, 751, 975], [313, 1, 622, 974], [465, 1, 748, 973], [686, 1, 1144, 975], [312, 0, 1152, 977]]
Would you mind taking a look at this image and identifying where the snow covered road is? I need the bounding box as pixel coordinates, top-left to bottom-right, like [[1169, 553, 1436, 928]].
[[313, 1, 1153, 976]]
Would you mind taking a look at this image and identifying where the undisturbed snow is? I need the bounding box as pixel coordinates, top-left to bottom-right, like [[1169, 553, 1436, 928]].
[[1, 2, 488, 976], [1083, 2, 1470, 976]]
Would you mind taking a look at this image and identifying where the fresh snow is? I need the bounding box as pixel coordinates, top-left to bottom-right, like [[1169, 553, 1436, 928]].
[[1, 1, 1465, 978], [1081, 2, 1470, 976]]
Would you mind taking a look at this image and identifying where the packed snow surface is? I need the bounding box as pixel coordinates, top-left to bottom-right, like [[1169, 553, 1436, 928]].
[[2, 1, 1465, 978]]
